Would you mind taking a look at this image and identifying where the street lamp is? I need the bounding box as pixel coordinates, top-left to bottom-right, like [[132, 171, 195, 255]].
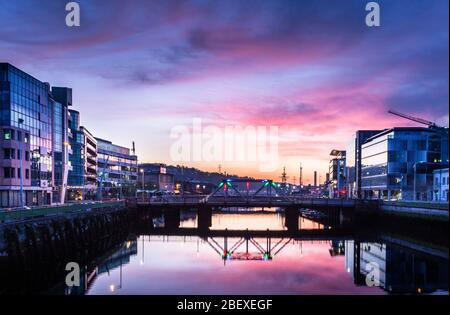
[[140, 169, 144, 190], [18, 118, 24, 208], [139, 169, 145, 201]]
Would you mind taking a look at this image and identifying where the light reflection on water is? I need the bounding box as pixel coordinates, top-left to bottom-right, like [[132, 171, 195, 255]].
[[78, 212, 448, 295]]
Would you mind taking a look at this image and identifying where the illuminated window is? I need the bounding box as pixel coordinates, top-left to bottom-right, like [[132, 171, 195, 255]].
[[3, 129, 13, 140]]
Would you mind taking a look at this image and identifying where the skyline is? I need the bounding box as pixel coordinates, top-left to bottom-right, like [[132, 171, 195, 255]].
[[1, 0, 448, 182]]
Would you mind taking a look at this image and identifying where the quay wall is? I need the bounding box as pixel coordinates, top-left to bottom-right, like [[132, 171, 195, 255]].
[[0, 203, 134, 294]]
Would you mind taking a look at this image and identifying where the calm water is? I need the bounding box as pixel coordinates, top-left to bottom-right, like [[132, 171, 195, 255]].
[[60, 211, 448, 295]]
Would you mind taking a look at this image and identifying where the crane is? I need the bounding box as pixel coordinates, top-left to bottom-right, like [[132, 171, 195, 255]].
[[388, 110, 443, 129]]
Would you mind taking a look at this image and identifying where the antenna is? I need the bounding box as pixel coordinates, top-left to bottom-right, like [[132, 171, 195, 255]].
[[299, 163, 303, 186], [132, 141, 136, 155], [279, 166, 289, 184]]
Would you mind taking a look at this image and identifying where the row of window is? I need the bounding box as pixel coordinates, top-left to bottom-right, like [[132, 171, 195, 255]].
[[3, 148, 30, 160], [3, 128, 30, 142], [435, 176, 449, 186], [3, 167, 30, 179]]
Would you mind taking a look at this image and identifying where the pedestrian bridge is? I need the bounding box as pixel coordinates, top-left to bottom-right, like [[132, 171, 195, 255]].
[[136, 195, 359, 209], [135, 179, 379, 210]]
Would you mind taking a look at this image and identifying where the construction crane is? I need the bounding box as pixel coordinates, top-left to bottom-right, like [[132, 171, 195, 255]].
[[388, 110, 443, 129]]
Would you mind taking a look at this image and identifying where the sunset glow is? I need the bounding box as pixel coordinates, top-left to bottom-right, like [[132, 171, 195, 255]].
[[1, 0, 448, 181]]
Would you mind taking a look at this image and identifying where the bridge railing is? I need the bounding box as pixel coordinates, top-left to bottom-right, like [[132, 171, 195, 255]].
[[136, 195, 358, 207], [135, 195, 210, 204]]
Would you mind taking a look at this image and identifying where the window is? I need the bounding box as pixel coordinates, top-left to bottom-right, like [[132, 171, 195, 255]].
[[3, 129, 13, 140], [25, 169, 30, 179], [3, 148, 15, 159], [17, 131, 22, 142], [3, 167, 15, 178], [25, 151, 30, 161]]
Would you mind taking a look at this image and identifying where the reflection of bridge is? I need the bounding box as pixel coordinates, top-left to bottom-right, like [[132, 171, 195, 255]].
[[140, 227, 353, 239], [139, 227, 353, 264]]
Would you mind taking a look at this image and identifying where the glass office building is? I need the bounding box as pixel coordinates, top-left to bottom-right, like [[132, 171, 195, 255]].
[[0, 63, 53, 207], [361, 127, 449, 200], [67, 109, 98, 200], [51, 87, 72, 204], [96, 138, 138, 198], [328, 149, 346, 198], [345, 130, 382, 198]]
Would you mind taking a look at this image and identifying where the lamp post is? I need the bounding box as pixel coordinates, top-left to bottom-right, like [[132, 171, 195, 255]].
[[140, 169, 144, 189], [18, 118, 24, 208], [139, 169, 144, 201]]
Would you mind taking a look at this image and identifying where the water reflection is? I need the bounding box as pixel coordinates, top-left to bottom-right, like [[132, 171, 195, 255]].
[[61, 212, 448, 295]]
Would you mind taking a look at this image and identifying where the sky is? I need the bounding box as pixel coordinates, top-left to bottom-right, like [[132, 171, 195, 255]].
[[0, 0, 448, 183]]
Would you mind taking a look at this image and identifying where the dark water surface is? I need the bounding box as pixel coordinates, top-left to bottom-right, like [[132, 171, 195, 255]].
[[58, 211, 448, 295]]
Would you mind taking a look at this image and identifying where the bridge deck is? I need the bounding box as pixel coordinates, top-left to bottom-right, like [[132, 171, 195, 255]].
[[136, 197, 359, 209], [139, 227, 354, 240]]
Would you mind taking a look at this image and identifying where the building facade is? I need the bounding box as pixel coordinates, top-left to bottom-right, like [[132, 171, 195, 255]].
[[139, 163, 174, 192], [51, 87, 72, 204], [96, 138, 138, 199], [67, 109, 98, 200], [0, 63, 54, 207], [433, 168, 449, 202], [0, 63, 138, 206], [328, 149, 346, 198], [345, 130, 382, 199], [360, 127, 449, 200]]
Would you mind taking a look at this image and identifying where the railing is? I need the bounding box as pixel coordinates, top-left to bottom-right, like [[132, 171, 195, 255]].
[[135, 195, 209, 204], [136, 195, 358, 207], [381, 200, 449, 211], [0, 200, 126, 221]]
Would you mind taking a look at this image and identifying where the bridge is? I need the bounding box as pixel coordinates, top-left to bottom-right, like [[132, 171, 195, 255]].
[[136, 195, 359, 209], [136, 179, 367, 210]]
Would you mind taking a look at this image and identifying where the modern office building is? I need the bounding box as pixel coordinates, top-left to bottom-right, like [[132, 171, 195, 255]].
[[50, 87, 72, 204], [360, 127, 449, 200], [96, 138, 138, 199], [0, 63, 54, 207], [328, 149, 346, 198], [67, 109, 98, 200], [345, 130, 382, 199], [0, 63, 139, 206], [433, 168, 449, 202], [138, 163, 175, 192]]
